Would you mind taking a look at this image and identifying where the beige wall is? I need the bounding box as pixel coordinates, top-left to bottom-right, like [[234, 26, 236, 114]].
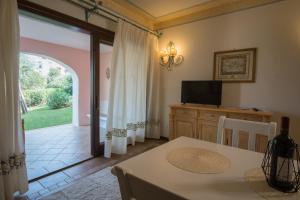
[[27, 0, 117, 32], [159, 0, 300, 144]]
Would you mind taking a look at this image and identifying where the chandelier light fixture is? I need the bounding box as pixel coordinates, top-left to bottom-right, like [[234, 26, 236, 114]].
[[159, 41, 184, 71]]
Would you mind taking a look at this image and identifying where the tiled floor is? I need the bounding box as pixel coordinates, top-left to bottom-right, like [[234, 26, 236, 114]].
[[22, 138, 167, 200], [25, 124, 92, 180]]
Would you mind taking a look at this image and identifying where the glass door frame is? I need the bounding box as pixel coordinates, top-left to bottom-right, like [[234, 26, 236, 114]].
[[90, 35, 114, 156]]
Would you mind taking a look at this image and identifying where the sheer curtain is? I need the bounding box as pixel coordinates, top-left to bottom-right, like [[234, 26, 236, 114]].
[[146, 35, 160, 139], [105, 20, 160, 157], [0, 0, 28, 199]]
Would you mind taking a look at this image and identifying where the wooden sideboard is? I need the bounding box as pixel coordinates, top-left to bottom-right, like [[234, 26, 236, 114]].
[[169, 104, 273, 153]]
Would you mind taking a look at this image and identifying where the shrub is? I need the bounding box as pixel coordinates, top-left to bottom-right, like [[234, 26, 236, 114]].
[[47, 67, 61, 85], [62, 75, 73, 95], [45, 88, 57, 96], [24, 89, 45, 107], [47, 77, 65, 88], [47, 90, 70, 109]]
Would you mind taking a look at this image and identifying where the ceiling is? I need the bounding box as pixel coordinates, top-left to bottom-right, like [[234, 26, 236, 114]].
[[128, 0, 212, 18], [100, 0, 281, 30], [19, 15, 113, 53]]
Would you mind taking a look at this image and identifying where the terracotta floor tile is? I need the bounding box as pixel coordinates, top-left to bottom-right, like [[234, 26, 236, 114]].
[[23, 138, 167, 199], [27, 192, 40, 200], [26, 182, 44, 194], [25, 124, 92, 180], [27, 168, 49, 180], [37, 188, 50, 196]]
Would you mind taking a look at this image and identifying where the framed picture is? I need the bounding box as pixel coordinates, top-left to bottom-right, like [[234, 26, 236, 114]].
[[213, 48, 256, 82]]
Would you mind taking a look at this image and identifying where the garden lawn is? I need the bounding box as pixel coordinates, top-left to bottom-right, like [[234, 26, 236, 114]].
[[22, 106, 72, 130]]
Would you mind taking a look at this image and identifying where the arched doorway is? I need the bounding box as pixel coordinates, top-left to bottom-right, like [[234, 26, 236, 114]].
[[20, 52, 79, 127], [20, 52, 92, 180]]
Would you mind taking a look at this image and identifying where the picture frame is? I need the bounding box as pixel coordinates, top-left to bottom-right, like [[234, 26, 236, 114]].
[[213, 48, 256, 82]]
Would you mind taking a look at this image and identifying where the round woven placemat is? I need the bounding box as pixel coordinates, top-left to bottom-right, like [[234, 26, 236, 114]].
[[166, 147, 231, 174], [244, 168, 300, 200]]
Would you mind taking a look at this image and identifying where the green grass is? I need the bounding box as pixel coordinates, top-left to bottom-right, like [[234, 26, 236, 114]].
[[22, 105, 72, 130]]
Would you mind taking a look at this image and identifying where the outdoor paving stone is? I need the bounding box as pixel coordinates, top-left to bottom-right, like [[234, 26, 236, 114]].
[[43, 161, 68, 172], [36, 154, 57, 161], [26, 155, 41, 162]]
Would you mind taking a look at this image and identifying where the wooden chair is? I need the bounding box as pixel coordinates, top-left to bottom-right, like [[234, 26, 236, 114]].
[[217, 116, 277, 151], [113, 166, 186, 200]]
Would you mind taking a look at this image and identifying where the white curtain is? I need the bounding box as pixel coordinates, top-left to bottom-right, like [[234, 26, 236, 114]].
[[146, 35, 160, 139], [105, 20, 160, 157], [0, 0, 28, 199]]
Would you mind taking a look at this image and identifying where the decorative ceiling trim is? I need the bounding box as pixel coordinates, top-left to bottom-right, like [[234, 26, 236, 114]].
[[99, 0, 283, 30], [153, 0, 283, 30], [100, 0, 154, 29]]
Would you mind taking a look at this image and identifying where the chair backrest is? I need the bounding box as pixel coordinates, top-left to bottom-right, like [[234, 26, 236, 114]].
[[113, 166, 186, 200], [217, 116, 277, 151]]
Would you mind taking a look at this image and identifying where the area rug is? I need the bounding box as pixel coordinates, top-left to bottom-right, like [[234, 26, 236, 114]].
[[41, 167, 121, 200]]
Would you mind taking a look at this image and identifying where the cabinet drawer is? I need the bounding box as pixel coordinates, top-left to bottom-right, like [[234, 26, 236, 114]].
[[199, 111, 223, 122], [198, 120, 218, 143], [175, 109, 197, 118], [228, 113, 262, 122]]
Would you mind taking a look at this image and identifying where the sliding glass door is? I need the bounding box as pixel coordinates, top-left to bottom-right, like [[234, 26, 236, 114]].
[[18, 0, 114, 180]]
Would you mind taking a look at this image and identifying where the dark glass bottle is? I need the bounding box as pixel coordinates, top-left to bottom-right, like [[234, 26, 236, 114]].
[[269, 116, 295, 192]]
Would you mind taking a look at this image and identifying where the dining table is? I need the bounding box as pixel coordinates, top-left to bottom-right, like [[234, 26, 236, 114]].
[[113, 136, 297, 200]]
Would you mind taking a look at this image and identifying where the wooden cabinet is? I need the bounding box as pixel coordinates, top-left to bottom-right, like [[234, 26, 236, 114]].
[[170, 108, 197, 139], [174, 118, 196, 138], [198, 120, 218, 142], [169, 104, 272, 152]]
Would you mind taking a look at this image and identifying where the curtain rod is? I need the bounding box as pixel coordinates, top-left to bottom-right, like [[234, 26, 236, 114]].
[[64, 0, 161, 37]]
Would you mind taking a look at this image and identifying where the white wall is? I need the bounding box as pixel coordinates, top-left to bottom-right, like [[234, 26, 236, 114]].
[[159, 0, 300, 144]]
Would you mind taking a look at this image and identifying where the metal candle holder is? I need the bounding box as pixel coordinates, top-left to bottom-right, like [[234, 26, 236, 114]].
[[262, 139, 300, 193]]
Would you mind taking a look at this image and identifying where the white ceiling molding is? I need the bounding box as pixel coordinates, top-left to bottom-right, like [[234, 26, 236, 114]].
[[128, 0, 212, 18]]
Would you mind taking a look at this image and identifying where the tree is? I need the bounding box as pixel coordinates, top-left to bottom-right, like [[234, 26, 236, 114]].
[[20, 65, 47, 90], [62, 74, 73, 95], [47, 67, 61, 86], [20, 53, 35, 69]]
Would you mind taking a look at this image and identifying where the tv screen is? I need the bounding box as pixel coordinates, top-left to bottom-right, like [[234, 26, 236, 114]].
[[181, 81, 222, 106]]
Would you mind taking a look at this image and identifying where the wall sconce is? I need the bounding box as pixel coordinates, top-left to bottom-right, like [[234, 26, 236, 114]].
[[160, 41, 184, 71]]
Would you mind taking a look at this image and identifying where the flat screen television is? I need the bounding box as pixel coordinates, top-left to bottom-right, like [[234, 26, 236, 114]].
[[181, 80, 222, 106]]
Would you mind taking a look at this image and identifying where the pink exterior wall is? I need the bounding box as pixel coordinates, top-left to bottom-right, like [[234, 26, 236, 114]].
[[20, 37, 112, 126]]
